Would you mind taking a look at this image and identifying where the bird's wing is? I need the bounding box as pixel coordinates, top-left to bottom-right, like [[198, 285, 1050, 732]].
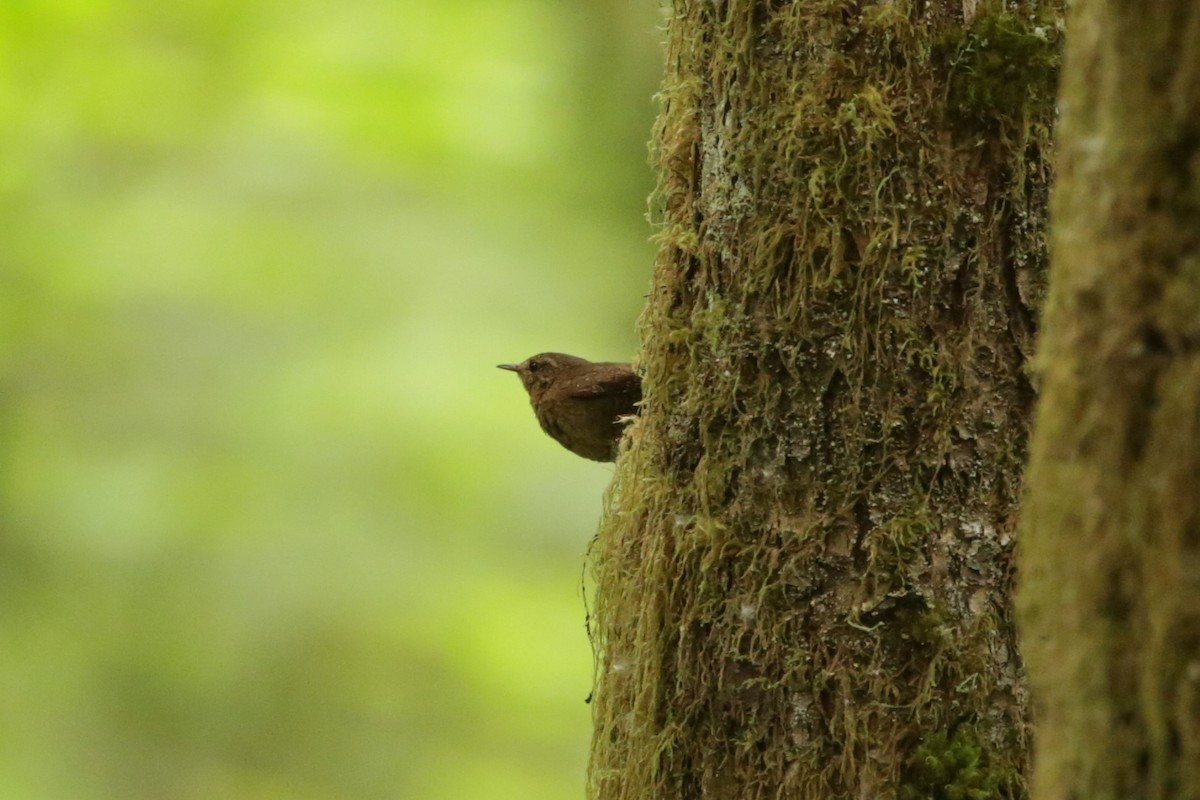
[[568, 371, 642, 401]]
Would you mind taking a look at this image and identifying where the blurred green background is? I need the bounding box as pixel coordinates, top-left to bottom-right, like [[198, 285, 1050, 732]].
[[0, 2, 660, 797]]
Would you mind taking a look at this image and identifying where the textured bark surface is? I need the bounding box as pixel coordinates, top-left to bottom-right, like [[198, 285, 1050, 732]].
[[1017, 2, 1200, 799], [588, 2, 1062, 798]]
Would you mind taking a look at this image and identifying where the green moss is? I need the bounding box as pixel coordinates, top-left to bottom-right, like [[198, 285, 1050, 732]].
[[936, 12, 1062, 135], [867, 515, 933, 571], [900, 727, 1011, 800], [906, 605, 949, 647]]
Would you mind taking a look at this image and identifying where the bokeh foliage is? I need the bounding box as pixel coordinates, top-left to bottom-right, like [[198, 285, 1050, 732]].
[[0, 1, 659, 797]]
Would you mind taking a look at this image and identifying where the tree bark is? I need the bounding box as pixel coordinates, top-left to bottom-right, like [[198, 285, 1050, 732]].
[[588, 1, 1063, 798], [1017, 2, 1200, 799]]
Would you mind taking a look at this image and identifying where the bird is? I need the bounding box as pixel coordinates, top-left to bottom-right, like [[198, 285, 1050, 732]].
[[498, 353, 641, 462]]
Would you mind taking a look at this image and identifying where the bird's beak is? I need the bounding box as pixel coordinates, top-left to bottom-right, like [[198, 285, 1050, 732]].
[[497, 363, 520, 372]]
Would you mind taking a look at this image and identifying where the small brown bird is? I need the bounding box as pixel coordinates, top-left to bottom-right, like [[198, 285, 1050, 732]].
[[498, 353, 641, 462]]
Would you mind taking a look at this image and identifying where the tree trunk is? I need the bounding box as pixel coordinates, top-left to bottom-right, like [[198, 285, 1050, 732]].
[[588, 2, 1062, 798], [1017, 2, 1200, 799]]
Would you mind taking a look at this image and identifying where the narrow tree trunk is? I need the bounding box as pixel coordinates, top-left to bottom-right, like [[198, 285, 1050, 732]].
[[1017, 2, 1200, 798], [589, 2, 1062, 798]]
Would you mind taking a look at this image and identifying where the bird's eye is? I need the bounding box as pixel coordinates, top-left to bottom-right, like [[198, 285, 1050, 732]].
[[527, 359, 542, 372]]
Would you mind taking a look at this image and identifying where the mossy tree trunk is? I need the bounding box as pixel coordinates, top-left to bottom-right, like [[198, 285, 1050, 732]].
[[589, 1, 1062, 798], [1017, 2, 1200, 798]]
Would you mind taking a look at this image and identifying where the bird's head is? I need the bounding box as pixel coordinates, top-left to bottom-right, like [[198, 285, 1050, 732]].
[[497, 352, 590, 395]]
